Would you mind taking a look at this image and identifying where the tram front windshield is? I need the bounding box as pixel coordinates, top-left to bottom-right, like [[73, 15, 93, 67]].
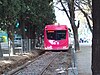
[[46, 30, 66, 40]]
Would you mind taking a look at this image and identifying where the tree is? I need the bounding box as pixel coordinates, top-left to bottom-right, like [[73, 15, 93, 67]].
[[27, 0, 56, 36], [0, 0, 24, 55], [19, 0, 56, 49], [92, 0, 100, 75], [55, 0, 80, 51], [54, 0, 92, 51], [75, 0, 93, 33], [0, 0, 56, 53], [15, 0, 56, 38]]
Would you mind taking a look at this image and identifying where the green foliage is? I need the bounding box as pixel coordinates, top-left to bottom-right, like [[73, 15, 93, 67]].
[[29, 0, 56, 35], [0, 0, 56, 37], [0, 0, 26, 30]]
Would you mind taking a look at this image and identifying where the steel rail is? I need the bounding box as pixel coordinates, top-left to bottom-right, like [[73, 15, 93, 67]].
[[6, 51, 51, 75], [38, 52, 61, 75]]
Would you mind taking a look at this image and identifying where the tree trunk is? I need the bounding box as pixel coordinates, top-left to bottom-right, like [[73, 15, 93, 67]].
[[7, 25, 15, 55], [73, 27, 80, 51], [92, 0, 100, 74], [58, 0, 80, 51], [68, 0, 80, 51]]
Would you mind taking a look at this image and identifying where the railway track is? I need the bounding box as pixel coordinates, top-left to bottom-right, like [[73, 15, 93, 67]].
[[6, 51, 71, 75], [42, 52, 71, 75], [38, 52, 63, 75]]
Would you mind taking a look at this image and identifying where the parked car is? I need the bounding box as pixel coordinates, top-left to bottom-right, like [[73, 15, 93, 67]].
[[14, 37, 22, 47], [14, 34, 22, 47], [0, 37, 3, 42]]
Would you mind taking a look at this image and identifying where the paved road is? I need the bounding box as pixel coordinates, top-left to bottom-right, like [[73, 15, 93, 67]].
[[76, 43, 92, 75]]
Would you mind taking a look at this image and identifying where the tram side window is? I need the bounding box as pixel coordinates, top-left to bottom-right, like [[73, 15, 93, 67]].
[[56, 30, 66, 40], [46, 31, 55, 40]]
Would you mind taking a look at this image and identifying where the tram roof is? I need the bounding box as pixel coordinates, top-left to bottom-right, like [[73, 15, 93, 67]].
[[45, 24, 68, 30]]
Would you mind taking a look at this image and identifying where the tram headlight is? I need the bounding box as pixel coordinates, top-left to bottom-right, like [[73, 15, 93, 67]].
[[63, 46, 69, 49], [63, 46, 66, 49]]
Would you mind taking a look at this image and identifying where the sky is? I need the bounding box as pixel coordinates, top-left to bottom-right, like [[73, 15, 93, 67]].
[[53, 0, 71, 28]]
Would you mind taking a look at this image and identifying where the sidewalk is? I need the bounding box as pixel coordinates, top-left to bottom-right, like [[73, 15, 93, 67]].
[[76, 43, 92, 75]]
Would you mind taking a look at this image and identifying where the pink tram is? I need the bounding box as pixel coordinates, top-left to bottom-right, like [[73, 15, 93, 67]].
[[44, 24, 70, 50]]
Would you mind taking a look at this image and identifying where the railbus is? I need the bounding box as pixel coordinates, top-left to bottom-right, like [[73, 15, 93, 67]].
[[44, 24, 71, 51]]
